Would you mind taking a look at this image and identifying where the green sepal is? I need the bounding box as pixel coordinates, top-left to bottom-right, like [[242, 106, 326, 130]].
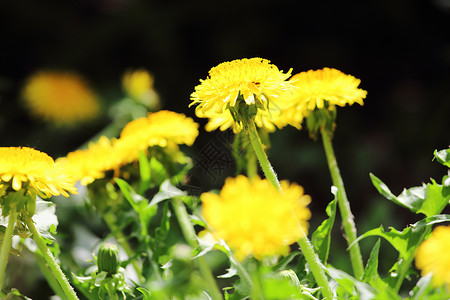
[[306, 106, 337, 140]]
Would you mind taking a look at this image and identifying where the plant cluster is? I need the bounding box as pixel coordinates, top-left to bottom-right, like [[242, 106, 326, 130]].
[[0, 60, 449, 299]]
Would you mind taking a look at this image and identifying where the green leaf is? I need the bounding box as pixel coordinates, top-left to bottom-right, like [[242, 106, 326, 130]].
[[149, 180, 187, 207], [434, 148, 450, 168], [261, 274, 303, 299], [353, 215, 450, 260], [150, 157, 168, 186], [362, 239, 381, 283], [311, 186, 338, 263], [138, 151, 152, 194], [370, 173, 450, 217], [115, 178, 157, 236], [325, 266, 375, 299], [32, 199, 59, 244]]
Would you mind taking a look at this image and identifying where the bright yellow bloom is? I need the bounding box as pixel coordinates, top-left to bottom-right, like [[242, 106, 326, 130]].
[[190, 58, 295, 131], [288, 68, 367, 113], [22, 71, 100, 126], [118, 110, 199, 163], [122, 69, 160, 109], [415, 226, 450, 286], [0, 147, 77, 198], [58, 136, 119, 186], [60, 111, 199, 185], [201, 175, 311, 260]]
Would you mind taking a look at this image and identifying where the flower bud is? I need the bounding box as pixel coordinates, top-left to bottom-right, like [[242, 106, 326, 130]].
[[97, 243, 120, 275]]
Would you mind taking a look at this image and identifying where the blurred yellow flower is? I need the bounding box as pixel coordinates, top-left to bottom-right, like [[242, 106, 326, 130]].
[[122, 69, 160, 109], [415, 226, 450, 286], [201, 175, 311, 260], [22, 71, 100, 126], [60, 111, 199, 185], [190, 58, 294, 131], [118, 110, 199, 163], [287, 68, 367, 113], [58, 136, 119, 186], [0, 147, 77, 198]]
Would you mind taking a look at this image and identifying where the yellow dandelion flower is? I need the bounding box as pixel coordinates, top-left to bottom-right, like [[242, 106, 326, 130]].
[[288, 68, 367, 112], [22, 71, 100, 126], [190, 58, 294, 131], [118, 110, 199, 164], [415, 226, 450, 286], [122, 69, 160, 109], [58, 136, 120, 186], [201, 175, 311, 260], [0, 147, 77, 198], [60, 111, 199, 185]]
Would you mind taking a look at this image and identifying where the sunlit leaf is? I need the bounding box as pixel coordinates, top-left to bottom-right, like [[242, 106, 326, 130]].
[[370, 173, 449, 217], [434, 148, 450, 168], [326, 266, 375, 300], [312, 186, 338, 263], [149, 179, 187, 207]]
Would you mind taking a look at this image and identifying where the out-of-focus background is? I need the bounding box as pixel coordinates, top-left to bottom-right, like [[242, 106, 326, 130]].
[[1, 0, 449, 288]]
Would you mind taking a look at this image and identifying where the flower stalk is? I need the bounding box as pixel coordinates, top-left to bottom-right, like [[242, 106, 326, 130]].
[[23, 215, 80, 300], [0, 206, 18, 291], [171, 197, 223, 300], [246, 120, 333, 299], [320, 128, 364, 280]]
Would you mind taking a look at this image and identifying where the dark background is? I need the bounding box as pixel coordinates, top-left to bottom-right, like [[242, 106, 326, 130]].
[[1, 0, 449, 282]]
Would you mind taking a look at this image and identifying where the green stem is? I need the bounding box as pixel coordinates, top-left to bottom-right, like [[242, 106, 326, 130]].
[[23, 216, 79, 300], [394, 226, 432, 292], [246, 141, 258, 179], [103, 213, 144, 283], [34, 251, 66, 299], [172, 198, 223, 300], [246, 120, 333, 299], [0, 207, 18, 291], [246, 121, 280, 190], [297, 236, 334, 299], [320, 128, 364, 280]]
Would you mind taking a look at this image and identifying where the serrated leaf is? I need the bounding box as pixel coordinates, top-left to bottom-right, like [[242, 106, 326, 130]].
[[312, 186, 338, 263], [352, 215, 450, 259], [434, 148, 450, 168], [370, 173, 449, 217]]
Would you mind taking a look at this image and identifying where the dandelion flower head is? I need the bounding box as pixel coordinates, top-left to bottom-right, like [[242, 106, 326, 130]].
[[415, 225, 450, 286], [22, 71, 100, 126], [288, 68, 367, 113], [60, 111, 199, 185], [58, 136, 120, 186], [118, 110, 199, 163], [201, 175, 311, 260], [0, 147, 77, 198], [190, 58, 295, 130]]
